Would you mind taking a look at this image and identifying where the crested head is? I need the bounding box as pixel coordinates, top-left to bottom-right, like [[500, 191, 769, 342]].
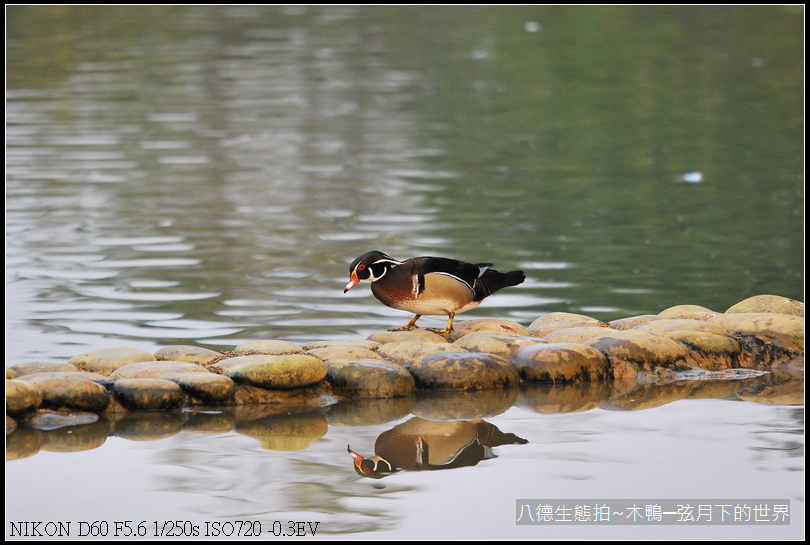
[[349, 250, 394, 272]]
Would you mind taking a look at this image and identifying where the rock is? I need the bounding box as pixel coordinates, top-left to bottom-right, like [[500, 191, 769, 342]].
[[154, 345, 222, 364], [21, 410, 99, 431], [234, 340, 305, 354], [635, 319, 741, 370], [328, 361, 416, 398], [452, 332, 543, 360], [303, 339, 381, 351], [658, 305, 720, 320], [306, 345, 385, 363], [14, 373, 111, 412], [111, 378, 184, 410], [609, 315, 666, 330], [109, 361, 210, 379], [212, 354, 327, 389], [528, 312, 607, 337], [543, 326, 615, 344], [367, 329, 449, 344], [10, 361, 80, 376], [69, 347, 156, 375], [725, 294, 804, 316], [446, 318, 530, 341], [406, 352, 519, 390], [584, 329, 695, 381], [511, 343, 610, 383], [6, 379, 43, 415], [708, 313, 804, 368], [156, 372, 236, 403], [375, 341, 463, 366]]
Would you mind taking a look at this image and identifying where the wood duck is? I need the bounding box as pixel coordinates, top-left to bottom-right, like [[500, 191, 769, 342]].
[[347, 417, 528, 479], [343, 251, 525, 335]]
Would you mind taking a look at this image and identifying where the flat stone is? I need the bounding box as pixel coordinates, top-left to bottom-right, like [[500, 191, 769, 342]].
[[328, 361, 416, 398], [14, 373, 111, 412], [69, 347, 156, 375], [109, 360, 210, 379], [511, 343, 610, 383], [234, 340, 305, 354], [658, 305, 720, 320], [212, 354, 327, 389], [111, 378, 184, 410], [725, 294, 804, 316], [22, 410, 100, 431], [447, 318, 530, 341], [6, 379, 43, 415], [528, 312, 607, 336], [10, 361, 80, 376], [452, 332, 543, 360], [375, 341, 463, 366], [303, 339, 382, 351], [609, 315, 666, 330], [584, 329, 696, 381], [154, 345, 222, 364], [544, 326, 617, 344], [368, 329, 449, 344], [157, 372, 236, 403], [406, 352, 520, 390], [306, 345, 385, 363]]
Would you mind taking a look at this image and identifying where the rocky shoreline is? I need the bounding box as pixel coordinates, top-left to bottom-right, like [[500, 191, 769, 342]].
[[6, 294, 804, 447]]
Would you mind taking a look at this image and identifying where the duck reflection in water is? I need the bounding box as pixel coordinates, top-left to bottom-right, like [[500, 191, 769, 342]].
[[348, 417, 528, 479]]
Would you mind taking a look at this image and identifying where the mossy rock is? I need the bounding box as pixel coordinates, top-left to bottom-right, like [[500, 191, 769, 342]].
[[328, 361, 416, 398], [725, 294, 804, 316], [452, 331, 543, 360], [406, 352, 519, 390], [14, 373, 111, 412], [234, 340, 305, 354], [375, 341, 463, 366], [111, 378, 184, 410], [68, 347, 156, 375], [212, 354, 327, 389], [6, 379, 44, 416], [528, 312, 606, 337], [447, 318, 530, 341], [658, 305, 719, 320], [511, 343, 610, 383], [109, 360, 210, 379], [154, 345, 222, 364]]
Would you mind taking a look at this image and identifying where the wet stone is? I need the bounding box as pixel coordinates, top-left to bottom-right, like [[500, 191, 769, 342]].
[[6, 367, 18, 380], [306, 345, 385, 363], [527, 312, 607, 337], [234, 340, 305, 354], [10, 361, 80, 376], [328, 361, 416, 398], [157, 372, 236, 403], [111, 378, 184, 410], [375, 341, 463, 366], [452, 332, 543, 361], [511, 343, 610, 383], [406, 352, 520, 391], [447, 318, 530, 341], [154, 345, 222, 365], [585, 329, 695, 381], [6, 379, 44, 416], [368, 329, 449, 344], [544, 326, 616, 344], [609, 315, 666, 330], [15, 373, 111, 412], [109, 360, 210, 379], [725, 294, 804, 316], [212, 354, 327, 389], [658, 305, 720, 320], [303, 339, 382, 351], [708, 313, 804, 367], [69, 347, 156, 376]]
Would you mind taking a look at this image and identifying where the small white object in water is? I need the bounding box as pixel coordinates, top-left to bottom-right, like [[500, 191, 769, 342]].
[[680, 171, 703, 183], [524, 21, 541, 33]]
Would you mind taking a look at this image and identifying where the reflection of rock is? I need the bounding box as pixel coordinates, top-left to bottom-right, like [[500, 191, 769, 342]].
[[413, 389, 518, 420], [518, 382, 610, 414], [326, 397, 416, 426], [113, 411, 184, 441], [237, 412, 328, 451], [5, 425, 44, 461], [348, 417, 527, 479]]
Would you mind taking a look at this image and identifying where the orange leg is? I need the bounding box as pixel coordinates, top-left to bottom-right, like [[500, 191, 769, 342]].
[[389, 314, 422, 332], [426, 312, 455, 336]]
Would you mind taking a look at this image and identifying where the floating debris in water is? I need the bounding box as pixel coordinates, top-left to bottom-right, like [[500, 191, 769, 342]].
[[679, 171, 704, 183]]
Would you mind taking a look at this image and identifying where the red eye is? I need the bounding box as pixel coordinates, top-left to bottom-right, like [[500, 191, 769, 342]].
[[358, 264, 366, 270]]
